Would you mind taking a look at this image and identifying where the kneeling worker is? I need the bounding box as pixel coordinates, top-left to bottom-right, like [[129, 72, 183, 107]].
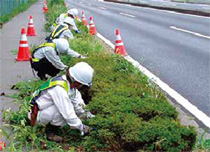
[[31, 38, 85, 80], [28, 62, 95, 142]]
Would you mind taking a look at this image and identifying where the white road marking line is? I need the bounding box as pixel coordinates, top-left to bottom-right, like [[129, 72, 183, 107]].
[[119, 12, 135, 18], [98, 0, 104, 1], [98, 7, 106, 10], [88, 3, 92, 6], [79, 2, 83, 4], [96, 32, 210, 129], [170, 26, 210, 40]]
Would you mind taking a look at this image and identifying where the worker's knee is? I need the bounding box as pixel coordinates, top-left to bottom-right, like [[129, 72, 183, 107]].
[[51, 112, 66, 126], [36, 105, 66, 126], [36, 105, 58, 125]]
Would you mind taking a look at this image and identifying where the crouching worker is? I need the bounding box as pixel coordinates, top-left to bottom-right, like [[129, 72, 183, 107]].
[[28, 62, 95, 142], [30, 38, 85, 80]]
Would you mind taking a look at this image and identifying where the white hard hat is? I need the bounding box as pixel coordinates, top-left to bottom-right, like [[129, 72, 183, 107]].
[[69, 62, 94, 87], [63, 17, 75, 26], [53, 38, 69, 54], [67, 8, 78, 18]]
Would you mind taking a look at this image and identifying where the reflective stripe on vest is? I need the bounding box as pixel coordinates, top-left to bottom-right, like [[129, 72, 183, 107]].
[[30, 76, 68, 104], [49, 24, 68, 40], [31, 42, 56, 62]]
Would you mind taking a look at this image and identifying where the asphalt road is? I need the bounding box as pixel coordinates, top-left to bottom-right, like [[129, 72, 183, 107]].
[[66, 0, 210, 117]]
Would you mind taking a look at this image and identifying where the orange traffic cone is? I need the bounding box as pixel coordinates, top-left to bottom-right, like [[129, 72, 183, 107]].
[[0, 141, 6, 151], [43, 2, 48, 13], [114, 29, 127, 56], [16, 28, 31, 61], [89, 16, 97, 35], [81, 11, 87, 26], [27, 15, 36, 36]]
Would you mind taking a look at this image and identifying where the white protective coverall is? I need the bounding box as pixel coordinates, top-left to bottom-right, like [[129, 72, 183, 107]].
[[28, 75, 93, 132], [33, 46, 82, 70]]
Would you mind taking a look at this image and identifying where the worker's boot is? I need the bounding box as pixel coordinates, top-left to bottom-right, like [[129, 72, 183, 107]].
[[45, 124, 63, 143], [47, 133, 63, 143]]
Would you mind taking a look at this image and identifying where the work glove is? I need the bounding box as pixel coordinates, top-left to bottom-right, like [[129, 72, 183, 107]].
[[86, 111, 95, 119], [78, 55, 87, 59], [62, 65, 68, 70], [75, 30, 82, 34], [81, 124, 91, 136]]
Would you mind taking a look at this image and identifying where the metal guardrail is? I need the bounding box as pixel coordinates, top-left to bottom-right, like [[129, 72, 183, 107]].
[[171, 0, 210, 5], [108, 0, 210, 14], [0, 0, 29, 16], [118, 0, 210, 5]]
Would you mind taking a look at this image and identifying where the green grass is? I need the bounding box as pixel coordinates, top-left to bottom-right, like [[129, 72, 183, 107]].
[[1, 0, 199, 151], [0, 0, 37, 24], [196, 131, 210, 150]]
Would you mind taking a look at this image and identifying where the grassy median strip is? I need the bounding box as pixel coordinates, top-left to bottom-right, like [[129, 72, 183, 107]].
[[1, 0, 198, 151]]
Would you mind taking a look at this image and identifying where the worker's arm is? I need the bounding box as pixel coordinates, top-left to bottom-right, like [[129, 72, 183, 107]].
[[72, 24, 82, 34], [67, 48, 84, 58], [71, 89, 95, 119], [44, 47, 67, 70], [50, 86, 84, 132], [63, 30, 74, 39], [72, 23, 78, 31]]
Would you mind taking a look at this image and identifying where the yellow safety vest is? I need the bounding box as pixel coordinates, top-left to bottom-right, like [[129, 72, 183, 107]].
[[30, 76, 68, 105], [49, 24, 68, 40], [31, 42, 56, 62]]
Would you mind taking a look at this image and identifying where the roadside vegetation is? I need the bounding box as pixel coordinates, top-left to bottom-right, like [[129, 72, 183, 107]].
[[0, 0, 37, 24], [1, 0, 202, 151]]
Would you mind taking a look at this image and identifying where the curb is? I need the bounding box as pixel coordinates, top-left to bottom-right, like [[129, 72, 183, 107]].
[[104, 0, 210, 17]]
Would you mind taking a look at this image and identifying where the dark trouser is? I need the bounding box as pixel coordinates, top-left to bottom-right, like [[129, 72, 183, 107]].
[[45, 123, 60, 135], [31, 58, 60, 80]]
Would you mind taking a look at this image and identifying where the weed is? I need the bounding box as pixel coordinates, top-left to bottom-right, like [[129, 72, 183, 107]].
[[11, 49, 17, 55], [196, 131, 210, 150]]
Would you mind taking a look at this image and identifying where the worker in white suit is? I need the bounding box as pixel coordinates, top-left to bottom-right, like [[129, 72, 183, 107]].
[[31, 38, 85, 80], [28, 62, 95, 142], [46, 17, 75, 41]]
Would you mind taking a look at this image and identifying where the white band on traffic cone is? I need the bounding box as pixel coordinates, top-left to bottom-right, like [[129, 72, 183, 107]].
[[19, 44, 29, 47], [20, 35, 27, 41], [115, 42, 124, 46]]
